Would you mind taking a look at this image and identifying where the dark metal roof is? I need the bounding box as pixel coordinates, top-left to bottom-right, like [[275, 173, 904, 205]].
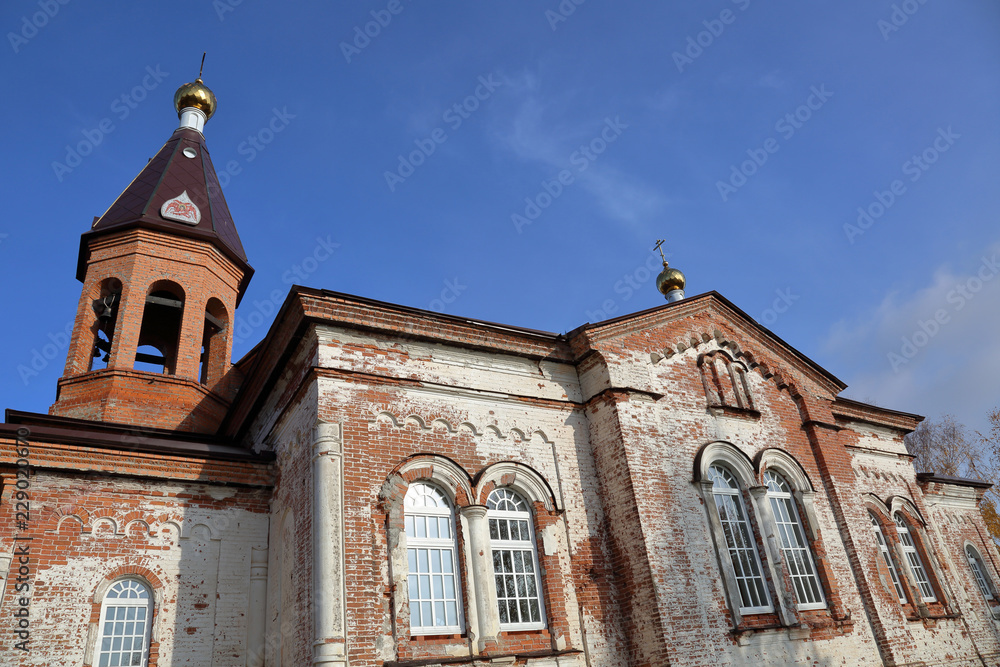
[[77, 127, 253, 302], [3, 409, 274, 463], [916, 472, 993, 490]]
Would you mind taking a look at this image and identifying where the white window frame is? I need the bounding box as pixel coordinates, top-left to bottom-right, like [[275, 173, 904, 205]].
[[707, 464, 773, 614], [965, 545, 996, 602], [404, 483, 464, 635], [870, 511, 906, 603], [95, 578, 153, 667], [487, 488, 546, 631], [763, 470, 826, 610], [894, 512, 937, 603]]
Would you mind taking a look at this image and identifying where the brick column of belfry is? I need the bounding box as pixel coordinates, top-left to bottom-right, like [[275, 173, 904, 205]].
[[313, 422, 349, 665], [460, 505, 500, 652]]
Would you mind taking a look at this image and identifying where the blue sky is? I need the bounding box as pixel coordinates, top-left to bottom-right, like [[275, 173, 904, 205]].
[[1, 1, 997, 437]]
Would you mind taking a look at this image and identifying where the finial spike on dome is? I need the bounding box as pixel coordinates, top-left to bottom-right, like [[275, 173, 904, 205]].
[[199, 52, 206, 80]]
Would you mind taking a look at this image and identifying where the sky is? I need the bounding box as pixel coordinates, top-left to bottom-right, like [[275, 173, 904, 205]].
[[1, 1, 997, 438]]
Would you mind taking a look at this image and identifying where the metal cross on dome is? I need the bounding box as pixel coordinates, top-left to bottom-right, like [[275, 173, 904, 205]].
[[653, 239, 668, 264]]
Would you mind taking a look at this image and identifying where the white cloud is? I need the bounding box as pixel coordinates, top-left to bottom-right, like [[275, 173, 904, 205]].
[[824, 244, 1000, 435]]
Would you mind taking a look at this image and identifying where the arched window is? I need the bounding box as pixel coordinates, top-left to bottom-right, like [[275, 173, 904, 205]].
[[404, 483, 462, 634], [893, 512, 936, 602], [763, 470, 825, 609], [706, 465, 772, 613], [869, 511, 906, 603], [965, 545, 996, 602], [487, 488, 545, 630], [96, 579, 153, 667]]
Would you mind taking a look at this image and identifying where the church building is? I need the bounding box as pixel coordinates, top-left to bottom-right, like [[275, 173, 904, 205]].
[[2, 76, 1000, 667]]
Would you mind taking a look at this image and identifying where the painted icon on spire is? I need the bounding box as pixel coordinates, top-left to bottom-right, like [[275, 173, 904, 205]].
[[160, 191, 202, 225]]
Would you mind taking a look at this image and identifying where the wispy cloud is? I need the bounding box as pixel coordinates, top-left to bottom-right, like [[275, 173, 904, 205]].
[[824, 243, 1000, 433], [490, 72, 668, 228]]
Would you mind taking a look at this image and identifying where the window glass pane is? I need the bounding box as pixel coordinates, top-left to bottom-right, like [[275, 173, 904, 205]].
[[764, 471, 824, 607], [410, 601, 421, 625], [97, 581, 151, 667], [894, 513, 937, 602], [710, 466, 772, 612], [488, 488, 545, 628], [405, 484, 462, 632]]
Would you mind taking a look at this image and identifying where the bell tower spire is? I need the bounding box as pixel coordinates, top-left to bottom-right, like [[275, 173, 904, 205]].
[[51, 69, 253, 433]]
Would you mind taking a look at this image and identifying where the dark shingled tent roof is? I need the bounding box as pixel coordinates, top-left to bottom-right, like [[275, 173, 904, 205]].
[[77, 127, 253, 303]]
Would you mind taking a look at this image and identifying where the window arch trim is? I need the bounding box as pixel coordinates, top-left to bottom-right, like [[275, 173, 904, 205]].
[[755, 449, 814, 493], [887, 496, 927, 528], [694, 441, 756, 488], [395, 455, 474, 507], [475, 461, 559, 512]]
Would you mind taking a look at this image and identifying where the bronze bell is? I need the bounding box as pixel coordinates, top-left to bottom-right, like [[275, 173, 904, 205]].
[[92, 294, 118, 321]]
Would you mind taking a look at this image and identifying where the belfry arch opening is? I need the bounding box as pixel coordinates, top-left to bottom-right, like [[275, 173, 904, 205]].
[[89, 277, 122, 372], [200, 298, 229, 385], [134, 281, 185, 375]]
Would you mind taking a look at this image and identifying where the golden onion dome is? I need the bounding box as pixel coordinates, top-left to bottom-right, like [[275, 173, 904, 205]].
[[656, 265, 686, 296], [174, 78, 217, 119]]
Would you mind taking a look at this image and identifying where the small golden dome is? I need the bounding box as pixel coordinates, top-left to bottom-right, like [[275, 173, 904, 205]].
[[174, 78, 217, 119], [656, 265, 686, 296]]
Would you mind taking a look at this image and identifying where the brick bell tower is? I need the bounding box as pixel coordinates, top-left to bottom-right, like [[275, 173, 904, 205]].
[[50, 70, 254, 433]]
